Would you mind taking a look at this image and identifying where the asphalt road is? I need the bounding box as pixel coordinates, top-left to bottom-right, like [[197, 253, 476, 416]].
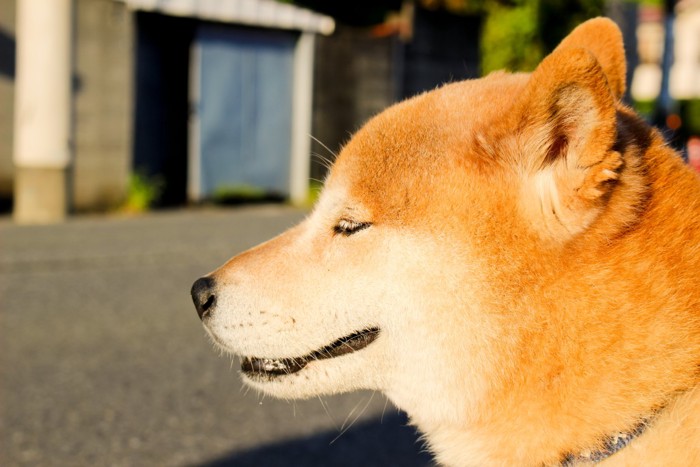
[[0, 206, 432, 467]]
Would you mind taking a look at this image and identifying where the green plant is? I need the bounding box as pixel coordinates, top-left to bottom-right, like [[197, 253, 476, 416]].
[[305, 179, 324, 207], [481, 1, 543, 74], [479, 0, 605, 74], [633, 99, 656, 120], [212, 184, 270, 203], [121, 172, 163, 213], [681, 100, 700, 135]]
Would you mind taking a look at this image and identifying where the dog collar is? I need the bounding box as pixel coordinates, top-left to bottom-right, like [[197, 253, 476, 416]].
[[559, 417, 652, 466]]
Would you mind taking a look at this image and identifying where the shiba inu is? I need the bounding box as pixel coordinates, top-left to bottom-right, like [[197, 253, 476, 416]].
[[191, 18, 700, 466]]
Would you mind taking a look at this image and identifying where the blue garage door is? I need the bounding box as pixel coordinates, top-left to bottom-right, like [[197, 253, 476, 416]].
[[191, 25, 297, 200]]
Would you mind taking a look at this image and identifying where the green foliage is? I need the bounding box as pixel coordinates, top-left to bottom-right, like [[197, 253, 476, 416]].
[[121, 172, 163, 213], [212, 181, 323, 207], [285, 0, 605, 74], [633, 99, 656, 120], [480, 0, 605, 74], [213, 184, 267, 200], [481, 1, 543, 73], [681, 100, 700, 135], [306, 179, 324, 207], [212, 184, 269, 203]]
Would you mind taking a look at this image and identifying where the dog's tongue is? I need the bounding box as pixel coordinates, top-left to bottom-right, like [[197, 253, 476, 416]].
[[242, 357, 307, 375]]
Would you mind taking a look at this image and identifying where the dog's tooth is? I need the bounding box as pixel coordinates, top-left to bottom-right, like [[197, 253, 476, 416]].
[[261, 358, 287, 371]]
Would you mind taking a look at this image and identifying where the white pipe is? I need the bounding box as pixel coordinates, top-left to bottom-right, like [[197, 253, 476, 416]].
[[14, 0, 73, 169]]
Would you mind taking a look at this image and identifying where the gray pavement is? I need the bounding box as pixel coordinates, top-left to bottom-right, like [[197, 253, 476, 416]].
[[0, 206, 431, 467]]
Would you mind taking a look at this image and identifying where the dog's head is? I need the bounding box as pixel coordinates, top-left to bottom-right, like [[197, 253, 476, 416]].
[[191, 18, 645, 423]]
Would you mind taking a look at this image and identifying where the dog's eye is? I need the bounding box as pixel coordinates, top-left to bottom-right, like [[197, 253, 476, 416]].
[[333, 219, 371, 236]]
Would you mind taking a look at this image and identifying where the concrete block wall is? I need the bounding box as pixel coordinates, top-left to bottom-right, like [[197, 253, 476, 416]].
[[310, 25, 397, 182], [73, 0, 133, 211], [0, 0, 16, 203], [0, 0, 134, 213]]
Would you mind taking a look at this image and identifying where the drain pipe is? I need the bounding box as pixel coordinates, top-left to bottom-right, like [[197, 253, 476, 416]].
[[13, 0, 73, 224]]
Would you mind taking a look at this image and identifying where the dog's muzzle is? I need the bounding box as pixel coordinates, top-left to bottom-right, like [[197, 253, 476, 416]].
[[191, 276, 216, 320]]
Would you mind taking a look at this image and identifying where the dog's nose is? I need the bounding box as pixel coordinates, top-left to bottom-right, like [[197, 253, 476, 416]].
[[191, 276, 216, 320]]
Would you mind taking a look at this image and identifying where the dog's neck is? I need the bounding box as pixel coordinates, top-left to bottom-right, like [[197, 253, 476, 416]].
[[414, 376, 686, 467], [419, 407, 662, 466], [559, 416, 653, 466]]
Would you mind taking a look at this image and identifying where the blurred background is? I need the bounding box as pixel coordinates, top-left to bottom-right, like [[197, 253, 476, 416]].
[[0, 0, 699, 466], [0, 0, 698, 219]]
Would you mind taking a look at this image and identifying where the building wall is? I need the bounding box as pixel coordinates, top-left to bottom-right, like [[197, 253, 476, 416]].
[[0, 0, 16, 205], [311, 25, 397, 182], [309, 9, 482, 183], [3, 2, 484, 211], [73, 0, 133, 211], [400, 7, 481, 99], [0, 0, 133, 212]]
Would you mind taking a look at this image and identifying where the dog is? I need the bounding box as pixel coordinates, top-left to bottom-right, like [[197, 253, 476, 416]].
[[191, 18, 700, 466]]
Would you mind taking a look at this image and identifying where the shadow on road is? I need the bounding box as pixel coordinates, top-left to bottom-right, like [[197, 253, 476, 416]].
[[198, 412, 433, 467]]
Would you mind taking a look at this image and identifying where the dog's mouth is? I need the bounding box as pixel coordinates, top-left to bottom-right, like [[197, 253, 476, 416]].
[[241, 327, 380, 378]]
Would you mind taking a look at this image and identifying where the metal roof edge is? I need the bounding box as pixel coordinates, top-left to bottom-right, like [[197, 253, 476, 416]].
[[118, 0, 335, 35]]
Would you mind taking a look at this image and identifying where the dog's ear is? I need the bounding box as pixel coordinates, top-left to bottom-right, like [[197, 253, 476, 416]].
[[554, 17, 626, 100], [517, 20, 625, 241]]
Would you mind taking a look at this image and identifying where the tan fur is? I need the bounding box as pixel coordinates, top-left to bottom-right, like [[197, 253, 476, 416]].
[[200, 18, 700, 466]]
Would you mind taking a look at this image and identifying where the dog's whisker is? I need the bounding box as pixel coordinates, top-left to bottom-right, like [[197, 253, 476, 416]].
[[311, 152, 333, 171], [331, 391, 376, 445], [338, 396, 364, 433], [381, 394, 390, 424], [309, 134, 338, 160], [316, 395, 338, 430]]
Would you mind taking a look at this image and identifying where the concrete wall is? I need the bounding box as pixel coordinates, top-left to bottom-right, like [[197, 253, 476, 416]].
[[309, 11, 482, 183], [401, 7, 481, 99], [0, 0, 16, 205], [310, 25, 397, 182], [73, 0, 133, 211], [0, 0, 133, 212]]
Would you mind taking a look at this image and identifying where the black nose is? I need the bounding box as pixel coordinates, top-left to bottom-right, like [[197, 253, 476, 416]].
[[191, 277, 216, 320]]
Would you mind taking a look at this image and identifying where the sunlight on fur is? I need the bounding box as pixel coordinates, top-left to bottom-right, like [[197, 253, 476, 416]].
[[192, 18, 700, 466]]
